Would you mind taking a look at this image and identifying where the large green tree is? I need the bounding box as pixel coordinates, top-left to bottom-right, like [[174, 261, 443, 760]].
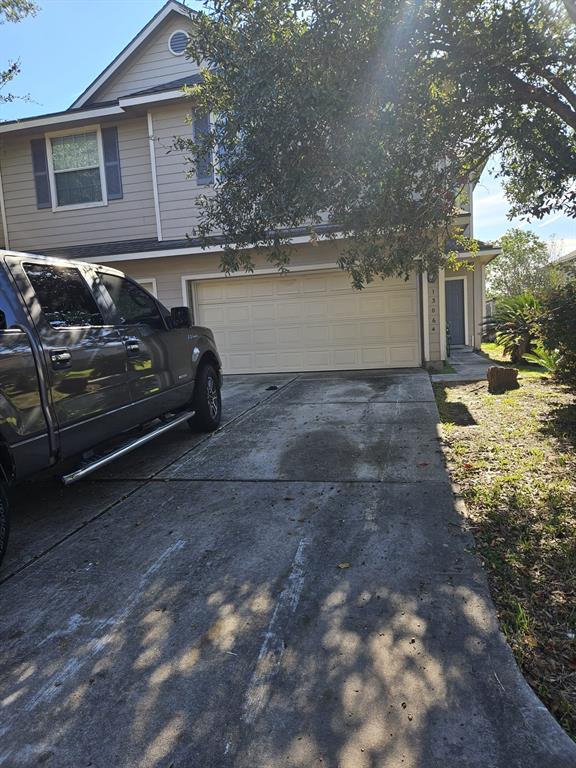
[[0, 0, 38, 109], [487, 228, 556, 298], [181, 1, 576, 285]]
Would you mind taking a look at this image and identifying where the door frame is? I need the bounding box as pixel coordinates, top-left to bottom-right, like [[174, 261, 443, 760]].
[[445, 275, 469, 347]]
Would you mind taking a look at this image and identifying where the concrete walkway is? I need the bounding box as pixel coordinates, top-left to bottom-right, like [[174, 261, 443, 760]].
[[0, 371, 574, 768], [432, 347, 493, 383]]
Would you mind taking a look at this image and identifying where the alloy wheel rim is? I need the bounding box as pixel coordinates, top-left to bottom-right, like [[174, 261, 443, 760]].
[[206, 376, 219, 419]]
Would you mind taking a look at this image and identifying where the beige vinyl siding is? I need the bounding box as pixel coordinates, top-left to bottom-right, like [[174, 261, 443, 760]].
[[90, 15, 199, 104], [0, 117, 157, 252], [152, 103, 213, 241], [107, 241, 350, 309]]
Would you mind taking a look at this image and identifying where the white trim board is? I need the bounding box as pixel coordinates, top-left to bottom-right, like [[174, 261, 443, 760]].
[[0, 162, 10, 249], [439, 269, 447, 361], [147, 111, 163, 241], [0, 106, 125, 135], [71, 1, 193, 108], [180, 262, 342, 305], [445, 275, 470, 346], [80, 232, 346, 264], [118, 89, 188, 108], [422, 271, 430, 363]]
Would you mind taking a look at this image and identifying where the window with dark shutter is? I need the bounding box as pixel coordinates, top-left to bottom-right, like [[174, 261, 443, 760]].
[[30, 139, 52, 209], [102, 126, 123, 200], [193, 112, 214, 186]]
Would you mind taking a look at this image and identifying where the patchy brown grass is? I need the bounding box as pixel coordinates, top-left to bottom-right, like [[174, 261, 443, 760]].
[[434, 376, 576, 739]]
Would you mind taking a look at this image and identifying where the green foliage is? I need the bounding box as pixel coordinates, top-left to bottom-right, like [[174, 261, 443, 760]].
[[180, 0, 576, 281], [487, 228, 554, 299], [524, 344, 560, 373], [536, 280, 576, 387], [0, 0, 38, 108], [484, 293, 541, 364]]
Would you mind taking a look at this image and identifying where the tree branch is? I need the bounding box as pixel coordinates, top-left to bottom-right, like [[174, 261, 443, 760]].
[[538, 68, 576, 113], [501, 69, 576, 131]]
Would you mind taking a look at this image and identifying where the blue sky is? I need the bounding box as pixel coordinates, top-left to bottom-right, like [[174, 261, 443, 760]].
[[2, 0, 575, 257]]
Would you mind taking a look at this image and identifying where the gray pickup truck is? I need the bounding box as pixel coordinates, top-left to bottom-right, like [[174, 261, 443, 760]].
[[0, 251, 223, 566]]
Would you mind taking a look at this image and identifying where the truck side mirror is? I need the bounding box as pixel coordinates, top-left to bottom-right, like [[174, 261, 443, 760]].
[[170, 306, 192, 329]]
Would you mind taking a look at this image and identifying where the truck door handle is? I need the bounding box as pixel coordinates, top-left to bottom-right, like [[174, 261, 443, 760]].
[[125, 340, 140, 355], [50, 349, 72, 370]]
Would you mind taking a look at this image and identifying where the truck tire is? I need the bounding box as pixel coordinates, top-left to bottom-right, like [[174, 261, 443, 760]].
[[189, 363, 222, 432], [0, 483, 9, 568]]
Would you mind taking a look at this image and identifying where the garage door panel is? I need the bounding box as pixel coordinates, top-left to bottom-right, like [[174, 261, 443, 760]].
[[308, 325, 330, 344], [252, 304, 276, 321], [194, 270, 419, 373], [388, 318, 418, 341]]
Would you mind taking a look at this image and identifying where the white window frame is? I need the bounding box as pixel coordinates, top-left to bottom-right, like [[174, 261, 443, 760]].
[[45, 124, 108, 212], [135, 277, 158, 297]]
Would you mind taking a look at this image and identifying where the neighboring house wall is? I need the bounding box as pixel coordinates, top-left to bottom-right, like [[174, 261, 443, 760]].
[[89, 14, 198, 104], [0, 117, 158, 252]]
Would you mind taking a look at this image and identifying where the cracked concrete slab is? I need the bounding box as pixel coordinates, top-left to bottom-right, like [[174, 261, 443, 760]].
[[160, 396, 444, 483], [91, 373, 295, 481], [0, 369, 573, 768]]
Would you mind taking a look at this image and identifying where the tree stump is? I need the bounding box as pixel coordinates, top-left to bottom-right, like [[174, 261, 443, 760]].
[[487, 366, 519, 394]]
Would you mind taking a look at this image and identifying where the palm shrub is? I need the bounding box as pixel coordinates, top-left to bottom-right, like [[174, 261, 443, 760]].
[[524, 344, 559, 373], [535, 281, 576, 388], [483, 293, 541, 364]]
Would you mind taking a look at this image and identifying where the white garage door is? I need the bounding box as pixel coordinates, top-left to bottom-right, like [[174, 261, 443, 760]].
[[193, 270, 420, 373]]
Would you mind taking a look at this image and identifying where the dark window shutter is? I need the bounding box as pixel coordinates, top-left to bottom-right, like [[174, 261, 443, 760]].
[[194, 113, 214, 185], [101, 126, 123, 200], [30, 139, 52, 209]]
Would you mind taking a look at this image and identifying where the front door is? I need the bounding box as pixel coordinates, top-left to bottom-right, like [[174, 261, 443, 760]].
[[446, 279, 466, 347], [9, 258, 132, 459]]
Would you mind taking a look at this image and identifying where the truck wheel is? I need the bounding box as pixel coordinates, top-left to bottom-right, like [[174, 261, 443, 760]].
[[0, 483, 9, 568], [189, 363, 222, 432]]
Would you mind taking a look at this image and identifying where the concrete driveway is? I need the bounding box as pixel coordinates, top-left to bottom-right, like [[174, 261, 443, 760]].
[[0, 371, 573, 768]]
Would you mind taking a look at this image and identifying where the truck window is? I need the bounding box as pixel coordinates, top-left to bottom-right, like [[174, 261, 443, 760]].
[[102, 274, 164, 329], [24, 263, 104, 328]]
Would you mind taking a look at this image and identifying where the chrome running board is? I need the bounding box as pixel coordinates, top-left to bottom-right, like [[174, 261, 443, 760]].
[[61, 409, 195, 486]]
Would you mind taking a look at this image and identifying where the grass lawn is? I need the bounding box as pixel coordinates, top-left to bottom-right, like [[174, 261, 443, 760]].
[[481, 342, 547, 378], [434, 373, 576, 739]]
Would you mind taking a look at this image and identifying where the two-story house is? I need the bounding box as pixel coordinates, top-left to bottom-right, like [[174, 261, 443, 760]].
[[0, 0, 498, 374]]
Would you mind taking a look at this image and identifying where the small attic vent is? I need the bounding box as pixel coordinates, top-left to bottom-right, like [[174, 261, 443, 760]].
[[169, 30, 189, 55]]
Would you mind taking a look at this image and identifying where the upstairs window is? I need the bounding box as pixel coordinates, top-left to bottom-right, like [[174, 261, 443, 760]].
[[48, 130, 104, 208], [32, 125, 123, 210]]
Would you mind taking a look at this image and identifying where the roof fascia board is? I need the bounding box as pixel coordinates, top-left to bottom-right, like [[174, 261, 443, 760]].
[[0, 106, 125, 135], [119, 89, 187, 108], [78, 232, 346, 264], [71, 1, 193, 109]]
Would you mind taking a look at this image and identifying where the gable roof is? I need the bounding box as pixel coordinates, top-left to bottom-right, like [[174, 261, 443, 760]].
[[70, 0, 195, 109]]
